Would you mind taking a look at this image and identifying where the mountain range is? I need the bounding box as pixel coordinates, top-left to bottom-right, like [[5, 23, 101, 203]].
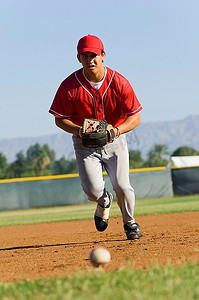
[[1, 115, 199, 162]]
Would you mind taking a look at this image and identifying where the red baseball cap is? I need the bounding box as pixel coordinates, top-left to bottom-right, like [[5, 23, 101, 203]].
[[77, 35, 104, 57]]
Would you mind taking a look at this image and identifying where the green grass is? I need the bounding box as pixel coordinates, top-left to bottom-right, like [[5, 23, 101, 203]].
[[0, 194, 198, 227], [134, 194, 199, 215], [0, 263, 199, 300]]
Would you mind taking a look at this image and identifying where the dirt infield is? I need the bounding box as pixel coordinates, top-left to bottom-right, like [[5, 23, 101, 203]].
[[0, 211, 199, 282]]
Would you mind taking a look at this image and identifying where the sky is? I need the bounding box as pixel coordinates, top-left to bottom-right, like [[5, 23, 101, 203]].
[[0, 0, 198, 139]]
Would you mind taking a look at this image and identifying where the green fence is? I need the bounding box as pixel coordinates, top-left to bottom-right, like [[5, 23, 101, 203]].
[[0, 167, 173, 211], [171, 166, 199, 195]]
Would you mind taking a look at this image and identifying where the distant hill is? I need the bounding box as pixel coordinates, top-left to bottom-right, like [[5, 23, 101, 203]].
[[128, 114, 199, 157], [1, 115, 199, 162]]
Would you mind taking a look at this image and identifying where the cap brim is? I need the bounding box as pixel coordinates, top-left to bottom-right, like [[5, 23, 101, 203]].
[[79, 47, 101, 56]]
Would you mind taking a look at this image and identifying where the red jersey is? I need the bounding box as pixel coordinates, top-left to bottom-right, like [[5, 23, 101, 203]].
[[49, 67, 142, 127]]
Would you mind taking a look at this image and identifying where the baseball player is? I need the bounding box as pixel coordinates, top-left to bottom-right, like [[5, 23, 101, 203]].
[[49, 34, 143, 240]]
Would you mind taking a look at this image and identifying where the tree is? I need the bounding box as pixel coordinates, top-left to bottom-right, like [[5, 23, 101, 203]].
[[43, 144, 56, 174], [43, 144, 56, 162], [52, 157, 70, 174], [153, 144, 169, 158], [6, 151, 27, 178], [0, 153, 8, 179], [143, 144, 169, 167], [129, 150, 144, 168], [14, 151, 27, 177], [172, 146, 199, 156], [52, 157, 78, 175], [68, 159, 78, 173], [26, 143, 51, 176], [0, 143, 78, 179]]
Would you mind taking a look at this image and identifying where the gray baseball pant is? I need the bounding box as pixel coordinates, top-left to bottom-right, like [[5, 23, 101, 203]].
[[72, 134, 135, 224]]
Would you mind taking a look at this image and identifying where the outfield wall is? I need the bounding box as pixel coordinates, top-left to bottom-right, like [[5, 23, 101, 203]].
[[0, 167, 173, 211], [171, 166, 199, 195]]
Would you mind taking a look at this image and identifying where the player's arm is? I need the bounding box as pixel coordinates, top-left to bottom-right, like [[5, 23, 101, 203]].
[[116, 113, 141, 135], [55, 118, 81, 136]]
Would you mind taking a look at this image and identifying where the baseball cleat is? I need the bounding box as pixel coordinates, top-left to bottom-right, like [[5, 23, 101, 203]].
[[94, 192, 113, 232], [124, 223, 143, 240]]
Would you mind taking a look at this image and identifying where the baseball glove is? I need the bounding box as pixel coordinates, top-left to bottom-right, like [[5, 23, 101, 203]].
[[81, 118, 116, 148]]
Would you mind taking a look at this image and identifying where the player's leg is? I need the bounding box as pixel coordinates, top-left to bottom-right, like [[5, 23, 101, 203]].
[[73, 136, 107, 205], [72, 136, 112, 231], [102, 135, 142, 239], [102, 135, 135, 222]]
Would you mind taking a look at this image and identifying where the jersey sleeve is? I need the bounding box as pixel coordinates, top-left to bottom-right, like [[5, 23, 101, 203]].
[[49, 82, 74, 118], [121, 80, 142, 116]]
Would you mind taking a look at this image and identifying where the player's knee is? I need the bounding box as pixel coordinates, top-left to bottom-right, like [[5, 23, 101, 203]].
[[83, 184, 104, 202], [113, 184, 134, 198]]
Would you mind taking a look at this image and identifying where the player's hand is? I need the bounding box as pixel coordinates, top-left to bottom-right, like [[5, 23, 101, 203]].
[[106, 124, 116, 143]]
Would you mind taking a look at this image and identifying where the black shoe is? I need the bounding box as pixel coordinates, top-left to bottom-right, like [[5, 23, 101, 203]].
[[94, 192, 113, 232], [124, 223, 143, 240]]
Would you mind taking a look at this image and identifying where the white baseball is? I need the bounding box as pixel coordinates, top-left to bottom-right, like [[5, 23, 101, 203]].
[[89, 247, 111, 267]]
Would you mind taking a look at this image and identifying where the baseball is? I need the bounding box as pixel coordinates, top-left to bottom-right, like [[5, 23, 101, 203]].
[[89, 247, 111, 267]]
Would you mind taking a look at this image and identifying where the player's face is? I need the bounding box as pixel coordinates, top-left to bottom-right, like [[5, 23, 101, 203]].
[[79, 51, 105, 80]]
